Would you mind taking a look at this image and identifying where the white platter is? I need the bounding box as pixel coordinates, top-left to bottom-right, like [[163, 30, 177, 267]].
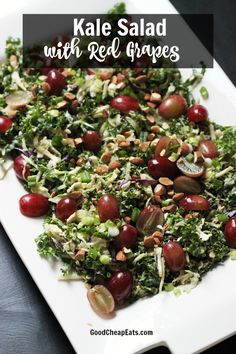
[[1, 1, 236, 354]]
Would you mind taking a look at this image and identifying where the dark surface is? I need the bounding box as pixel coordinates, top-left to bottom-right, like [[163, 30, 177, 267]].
[[1, 1, 236, 354]]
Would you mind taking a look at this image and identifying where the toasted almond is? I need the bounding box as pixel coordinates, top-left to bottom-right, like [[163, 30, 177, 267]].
[[151, 230, 163, 240], [62, 68, 73, 77], [134, 139, 140, 145], [150, 92, 161, 103], [136, 75, 148, 82], [172, 192, 185, 202], [154, 194, 162, 203], [144, 93, 151, 100], [63, 138, 75, 147], [124, 131, 132, 138], [146, 114, 155, 123], [117, 82, 125, 90], [111, 75, 117, 84], [147, 102, 156, 109], [116, 250, 127, 262], [129, 157, 144, 165], [118, 140, 130, 148], [96, 166, 109, 175], [71, 99, 78, 111], [151, 125, 160, 133], [124, 216, 131, 224], [144, 235, 161, 248], [181, 142, 192, 156], [42, 81, 51, 94], [57, 100, 68, 110], [194, 151, 205, 163], [32, 84, 38, 98], [139, 141, 150, 152], [154, 184, 166, 196], [74, 137, 83, 145], [167, 190, 175, 196], [76, 158, 85, 166], [108, 160, 121, 170], [147, 133, 155, 141], [68, 191, 82, 199], [159, 177, 174, 186], [75, 249, 85, 260], [64, 92, 76, 101], [116, 73, 125, 83], [100, 151, 112, 163], [185, 212, 199, 220], [162, 205, 177, 213]]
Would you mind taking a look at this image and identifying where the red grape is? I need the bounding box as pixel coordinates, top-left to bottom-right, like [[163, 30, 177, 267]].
[[136, 205, 164, 235], [158, 95, 187, 119], [110, 96, 139, 112], [179, 194, 210, 211], [187, 104, 208, 123], [46, 69, 66, 96], [13, 155, 30, 181], [224, 217, 236, 248], [174, 176, 201, 194], [56, 197, 77, 221], [114, 224, 137, 249], [19, 193, 49, 217], [82, 131, 102, 152], [163, 241, 186, 272], [148, 157, 179, 179], [0, 116, 12, 133], [97, 194, 120, 222], [107, 270, 133, 302], [155, 136, 171, 157], [198, 140, 218, 159]]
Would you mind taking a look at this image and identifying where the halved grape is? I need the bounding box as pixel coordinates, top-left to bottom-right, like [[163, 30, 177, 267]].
[[87, 285, 115, 315], [136, 205, 164, 235], [177, 157, 204, 178], [174, 176, 201, 194]]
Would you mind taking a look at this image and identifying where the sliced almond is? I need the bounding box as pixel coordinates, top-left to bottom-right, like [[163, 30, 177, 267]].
[[154, 184, 166, 196], [147, 102, 156, 109], [96, 166, 109, 175], [136, 75, 148, 83], [172, 192, 185, 202], [151, 125, 160, 133], [162, 205, 177, 213], [118, 141, 130, 148], [74, 137, 83, 146], [150, 92, 161, 103], [100, 151, 112, 163], [194, 151, 205, 163], [64, 92, 76, 101], [144, 93, 151, 101], [75, 249, 85, 260], [108, 160, 121, 170], [139, 142, 150, 152], [146, 114, 155, 123], [57, 100, 68, 110], [147, 133, 155, 141], [42, 82, 51, 94], [144, 235, 160, 248], [129, 157, 144, 165], [159, 177, 174, 186], [116, 250, 127, 262]]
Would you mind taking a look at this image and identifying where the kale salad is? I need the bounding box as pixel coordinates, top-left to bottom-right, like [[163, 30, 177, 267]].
[[0, 4, 236, 316]]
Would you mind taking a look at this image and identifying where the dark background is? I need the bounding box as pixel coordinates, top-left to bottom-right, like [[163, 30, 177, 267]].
[[0, 1, 236, 353]]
